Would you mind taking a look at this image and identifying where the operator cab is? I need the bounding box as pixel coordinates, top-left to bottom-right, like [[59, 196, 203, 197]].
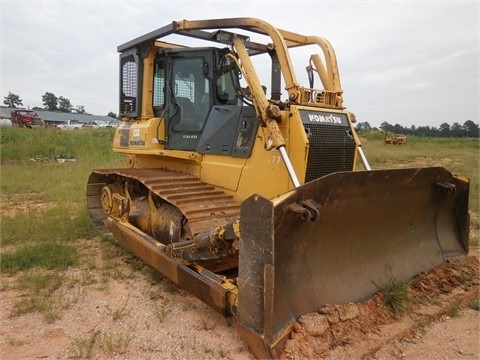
[[155, 48, 257, 155], [119, 46, 258, 156]]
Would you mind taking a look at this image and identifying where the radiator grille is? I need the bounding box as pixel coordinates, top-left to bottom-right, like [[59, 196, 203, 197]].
[[304, 124, 356, 182]]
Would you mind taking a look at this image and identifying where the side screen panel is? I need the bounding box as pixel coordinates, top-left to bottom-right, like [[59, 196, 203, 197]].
[[119, 51, 142, 117]]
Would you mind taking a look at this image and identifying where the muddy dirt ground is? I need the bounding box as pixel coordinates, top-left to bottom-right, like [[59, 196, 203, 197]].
[[282, 250, 480, 360], [0, 217, 479, 359]]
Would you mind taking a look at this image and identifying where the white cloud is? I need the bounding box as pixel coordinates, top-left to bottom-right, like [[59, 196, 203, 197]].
[[361, 66, 415, 84], [1, 1, 478, 127]]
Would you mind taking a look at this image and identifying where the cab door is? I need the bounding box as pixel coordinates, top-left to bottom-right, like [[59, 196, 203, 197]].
[[166, 55, 211, 150]]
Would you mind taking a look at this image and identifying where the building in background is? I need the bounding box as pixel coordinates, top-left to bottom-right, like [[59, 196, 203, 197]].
[[0, 106, 119, 127]]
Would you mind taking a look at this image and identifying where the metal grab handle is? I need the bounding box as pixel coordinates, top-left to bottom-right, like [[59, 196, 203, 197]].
[[279, 146, 301, 188], [357, 146, 371, 171]]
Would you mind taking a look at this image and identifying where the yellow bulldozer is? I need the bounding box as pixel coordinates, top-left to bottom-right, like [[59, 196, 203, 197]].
[[86, 18, 470, 358], [385, 132, 407, 145]]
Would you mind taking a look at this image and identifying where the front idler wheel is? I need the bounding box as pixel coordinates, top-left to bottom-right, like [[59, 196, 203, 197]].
[[101, 183, 127, 219]]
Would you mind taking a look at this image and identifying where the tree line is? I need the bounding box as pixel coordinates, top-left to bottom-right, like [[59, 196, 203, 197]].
[[4, 91, 478, 136], [3, 92, 117, 118], [356, 120, 479, 138]]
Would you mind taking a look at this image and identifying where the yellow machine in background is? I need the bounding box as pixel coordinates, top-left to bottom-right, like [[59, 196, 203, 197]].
[[87, 18, 469, 358]]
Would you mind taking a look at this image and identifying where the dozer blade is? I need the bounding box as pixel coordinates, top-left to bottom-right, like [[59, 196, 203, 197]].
[[235, 167, 469, 359]]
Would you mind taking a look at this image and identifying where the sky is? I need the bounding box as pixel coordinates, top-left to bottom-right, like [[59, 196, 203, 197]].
[[1, 0, 478, 128]]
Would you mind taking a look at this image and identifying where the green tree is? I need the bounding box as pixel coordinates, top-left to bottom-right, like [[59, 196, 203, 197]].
[[392, 123, 405, 134], [107, 111, 118, 119], [450, 122, 463, 137], [42, 92, 58, 111], [439, 122, 450, 137], [355, 122, 372, 132], [462, 120, 479, 138], [75, 105, 86, 114], [416, 126, 434, 137], [380, 121, 393, 133], [3, 92, 23, 108], [58, 96, 73, 112]]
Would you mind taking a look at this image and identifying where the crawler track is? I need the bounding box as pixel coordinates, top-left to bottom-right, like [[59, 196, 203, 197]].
[[86, 168, 241, 236]]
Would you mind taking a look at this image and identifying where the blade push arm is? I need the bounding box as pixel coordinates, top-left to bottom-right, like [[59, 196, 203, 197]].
[[233, 37, 300, 188]]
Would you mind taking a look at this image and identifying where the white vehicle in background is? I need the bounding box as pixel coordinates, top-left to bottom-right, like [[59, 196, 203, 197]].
[[56, 119, 84, 130], [0, 115, 13, 127], [84, 120, 111, 128], [106, 120, 120, 127]]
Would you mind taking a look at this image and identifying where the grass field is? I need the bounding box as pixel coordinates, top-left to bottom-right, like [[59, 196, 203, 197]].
[[359, 134, 479, 214], [0, 127, 478, 322], [1, 128, 124, 273]]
